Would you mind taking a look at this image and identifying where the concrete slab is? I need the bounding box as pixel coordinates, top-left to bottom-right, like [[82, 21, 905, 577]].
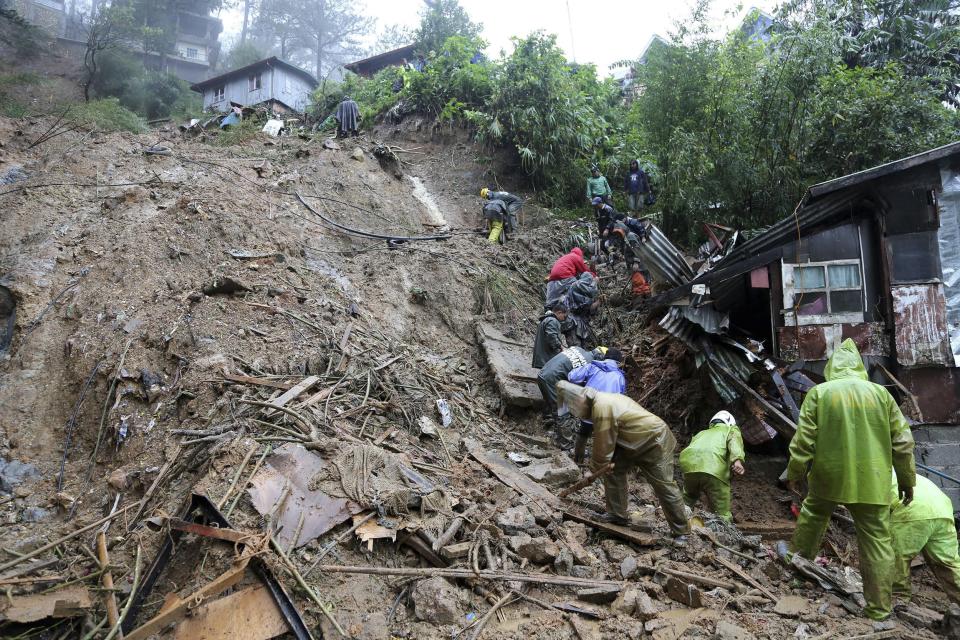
[[476, 322, 544, 408]]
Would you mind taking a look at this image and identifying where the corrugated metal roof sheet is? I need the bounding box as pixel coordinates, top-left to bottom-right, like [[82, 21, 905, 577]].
[[635, 225, 695, 289]]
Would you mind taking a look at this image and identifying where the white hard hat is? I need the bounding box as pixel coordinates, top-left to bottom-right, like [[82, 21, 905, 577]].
[[709, 410, 736, 427]]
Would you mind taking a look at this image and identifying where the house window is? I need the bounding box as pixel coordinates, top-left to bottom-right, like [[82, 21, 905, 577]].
[[248, 73, 262, 92], [783, 260, 864, 325], [213, 86, 225, 102], [186, 47, 199, 60]]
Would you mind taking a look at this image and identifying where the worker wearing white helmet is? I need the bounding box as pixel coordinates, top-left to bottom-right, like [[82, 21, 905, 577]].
[[678, 410, 746, 522]]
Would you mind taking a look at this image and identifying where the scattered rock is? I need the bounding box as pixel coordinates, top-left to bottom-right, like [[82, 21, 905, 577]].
[[576, 586, 621, 605], [773, 595, 810, 618], [140, 369, 164, 403], [665, 576, 703, 608], [896, 603, 941, 630], [497, 505, 536, 535], [410, 577, 466, 625], [514, 536, 558, 564], [612, 586, 641, 616], [21, 507, 50, 522], [0, 459, 39, 494], [570, 565, 596, 579], [714, 620, 754, 639], [416, 416, 440, 438], [560, 522, 599, 565], [635, 590, 659, 622], [621, 556, 638, 579], [203, 276, 251, 296], [601, 539, 632, 563], [322, 138, 340, 150], [553, 548, 574, 575], [351, 147, 365, 161], [522, 454, 580, 487]]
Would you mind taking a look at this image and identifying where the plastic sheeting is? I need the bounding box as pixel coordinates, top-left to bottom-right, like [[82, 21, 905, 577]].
[[937, 166, 960, 366]]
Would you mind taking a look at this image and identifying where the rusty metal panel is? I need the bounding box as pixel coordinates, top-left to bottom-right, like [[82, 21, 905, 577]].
[[778, 322, 889, 362], [899, 367, 960, 424], [634, 224, 695, 289], [891, 284, 953, 367]]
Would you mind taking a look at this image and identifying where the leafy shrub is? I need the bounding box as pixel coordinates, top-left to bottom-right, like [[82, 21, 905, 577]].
[[68, 98, 145, 132], [0, 72, 42, 117], [91, 50, 198, 120], [401, 35, 490, 118], [311, 67, 401, 126]]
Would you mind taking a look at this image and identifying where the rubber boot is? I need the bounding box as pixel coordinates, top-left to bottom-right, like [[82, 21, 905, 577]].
[[574, 421, 593, 464], [488, 220, 503, 243]]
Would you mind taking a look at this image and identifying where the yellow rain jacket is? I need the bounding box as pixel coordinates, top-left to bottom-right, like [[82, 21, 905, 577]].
[[679, 422, 745, 485], [586, 389, 677, 472], [891, 474, 954, 522], [787, 339, 915, 504]]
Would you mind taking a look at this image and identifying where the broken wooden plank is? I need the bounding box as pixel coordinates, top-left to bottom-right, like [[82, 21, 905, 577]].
[[262, 376, 319, 417], [125, 559, 250, 640], [0, 586, 92, 623], [173, 585, 289, 640], [707, 359, 797, 438], [562, 510, 660, 547], [737, 521, 796, 537], [222, 373, 295, 390], [876, 362, 924, 422], [167, 518, 253, 543], [312, 564, 623, 590], [660, 566, 738, 592], [713, 555, 777, 602], [559, 463, 613, 499], [464, 438, 560, 511], [440, 542, 473, 561]]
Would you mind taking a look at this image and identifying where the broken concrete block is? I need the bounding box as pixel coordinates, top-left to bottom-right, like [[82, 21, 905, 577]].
[[522, 454, 580, 488], [635, 590, 659, 622], [664, 576, 703, 608], [773, 595, 810, 618], [715, 620, 754, 639], [621, 556, 638, 579], [514, 536, 559, 564], [570, 565, 596, 579], [410, 577, 465, 625], [439, 542, 472, 561], [576, 586, 621, 605], [497, 505, 536, 535]]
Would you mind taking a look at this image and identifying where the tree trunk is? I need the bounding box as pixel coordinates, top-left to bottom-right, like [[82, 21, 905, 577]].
[[240, 0, 251, 43]]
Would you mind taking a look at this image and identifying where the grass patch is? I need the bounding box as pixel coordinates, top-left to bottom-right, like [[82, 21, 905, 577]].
[[67, 98, 145, 133], [474, 271, 524, 314], [213, 118, 264, 146], [0, 72, 43, 117]]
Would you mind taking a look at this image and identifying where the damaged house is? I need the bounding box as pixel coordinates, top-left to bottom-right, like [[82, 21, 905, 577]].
[[190, 56, 317, 114], [647, 141, 960, 499]]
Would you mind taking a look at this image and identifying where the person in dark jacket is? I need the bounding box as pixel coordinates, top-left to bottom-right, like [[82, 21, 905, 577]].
[[335, 96, 361, 138], [537, 345, 606, 421], [593, 198, 619, 233], [624, 160, 650, 212], [532, 303, 568, 368], [481, 187, 522, 242], [568, 349, 626, 463]]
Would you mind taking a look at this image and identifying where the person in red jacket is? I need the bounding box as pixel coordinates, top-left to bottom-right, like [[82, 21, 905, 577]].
[[549, 247, 589, 281]]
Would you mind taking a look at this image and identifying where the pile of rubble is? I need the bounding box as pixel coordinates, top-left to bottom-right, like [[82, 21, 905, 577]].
[[0, 111, 953, 640]]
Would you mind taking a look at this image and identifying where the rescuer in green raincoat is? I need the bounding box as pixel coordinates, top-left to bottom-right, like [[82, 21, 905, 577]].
[[890, 473, 960, 605], [786, 339, 916, 621], [679, 410, 746, 522]]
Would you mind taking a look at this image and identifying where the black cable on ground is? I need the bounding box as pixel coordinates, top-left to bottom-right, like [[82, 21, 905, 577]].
[[295, 192, 451, 244]]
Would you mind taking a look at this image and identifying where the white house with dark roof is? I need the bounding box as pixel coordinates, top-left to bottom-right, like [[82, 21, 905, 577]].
[[190, 57, 318, 114]]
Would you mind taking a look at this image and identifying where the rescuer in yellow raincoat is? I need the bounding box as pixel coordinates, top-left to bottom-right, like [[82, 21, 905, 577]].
[[786, 339, 916, 621], [890, 473, 960, 605], [679, 410, 746, 522]]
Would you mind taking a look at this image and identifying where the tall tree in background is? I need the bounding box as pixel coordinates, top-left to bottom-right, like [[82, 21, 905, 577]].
[[81, 4, 134, 101], [415, 0, 482, 53], [239, 0, 256, 43], [253, 0, 305, 60], [294, 0, 373, 79], [370, 23, 413, 55]]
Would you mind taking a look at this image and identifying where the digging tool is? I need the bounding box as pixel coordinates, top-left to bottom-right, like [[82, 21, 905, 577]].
[[559, 463, 614, 499]]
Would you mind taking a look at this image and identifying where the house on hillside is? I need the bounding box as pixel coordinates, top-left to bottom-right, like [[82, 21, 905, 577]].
[[190, 57, 317, 114], [7, 0, 65, 36], [739, 7, 777, 42], [657, 141, 960, 425], [344, 43, 417, 77]]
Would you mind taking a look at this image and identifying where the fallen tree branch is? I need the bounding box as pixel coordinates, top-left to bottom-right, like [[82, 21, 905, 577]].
[[311, 564, 623, 589]]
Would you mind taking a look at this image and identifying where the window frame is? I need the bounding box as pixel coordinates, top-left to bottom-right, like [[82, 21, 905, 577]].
[[213, 86, 225, 102], [248, 73, 262, 92], [186, 47, 199, 60], [782, 258, 866, 326]]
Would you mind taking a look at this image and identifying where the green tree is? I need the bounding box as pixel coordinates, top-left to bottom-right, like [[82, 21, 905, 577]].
[[222, 39, 267, 70], [414, 0, 482, 54]]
